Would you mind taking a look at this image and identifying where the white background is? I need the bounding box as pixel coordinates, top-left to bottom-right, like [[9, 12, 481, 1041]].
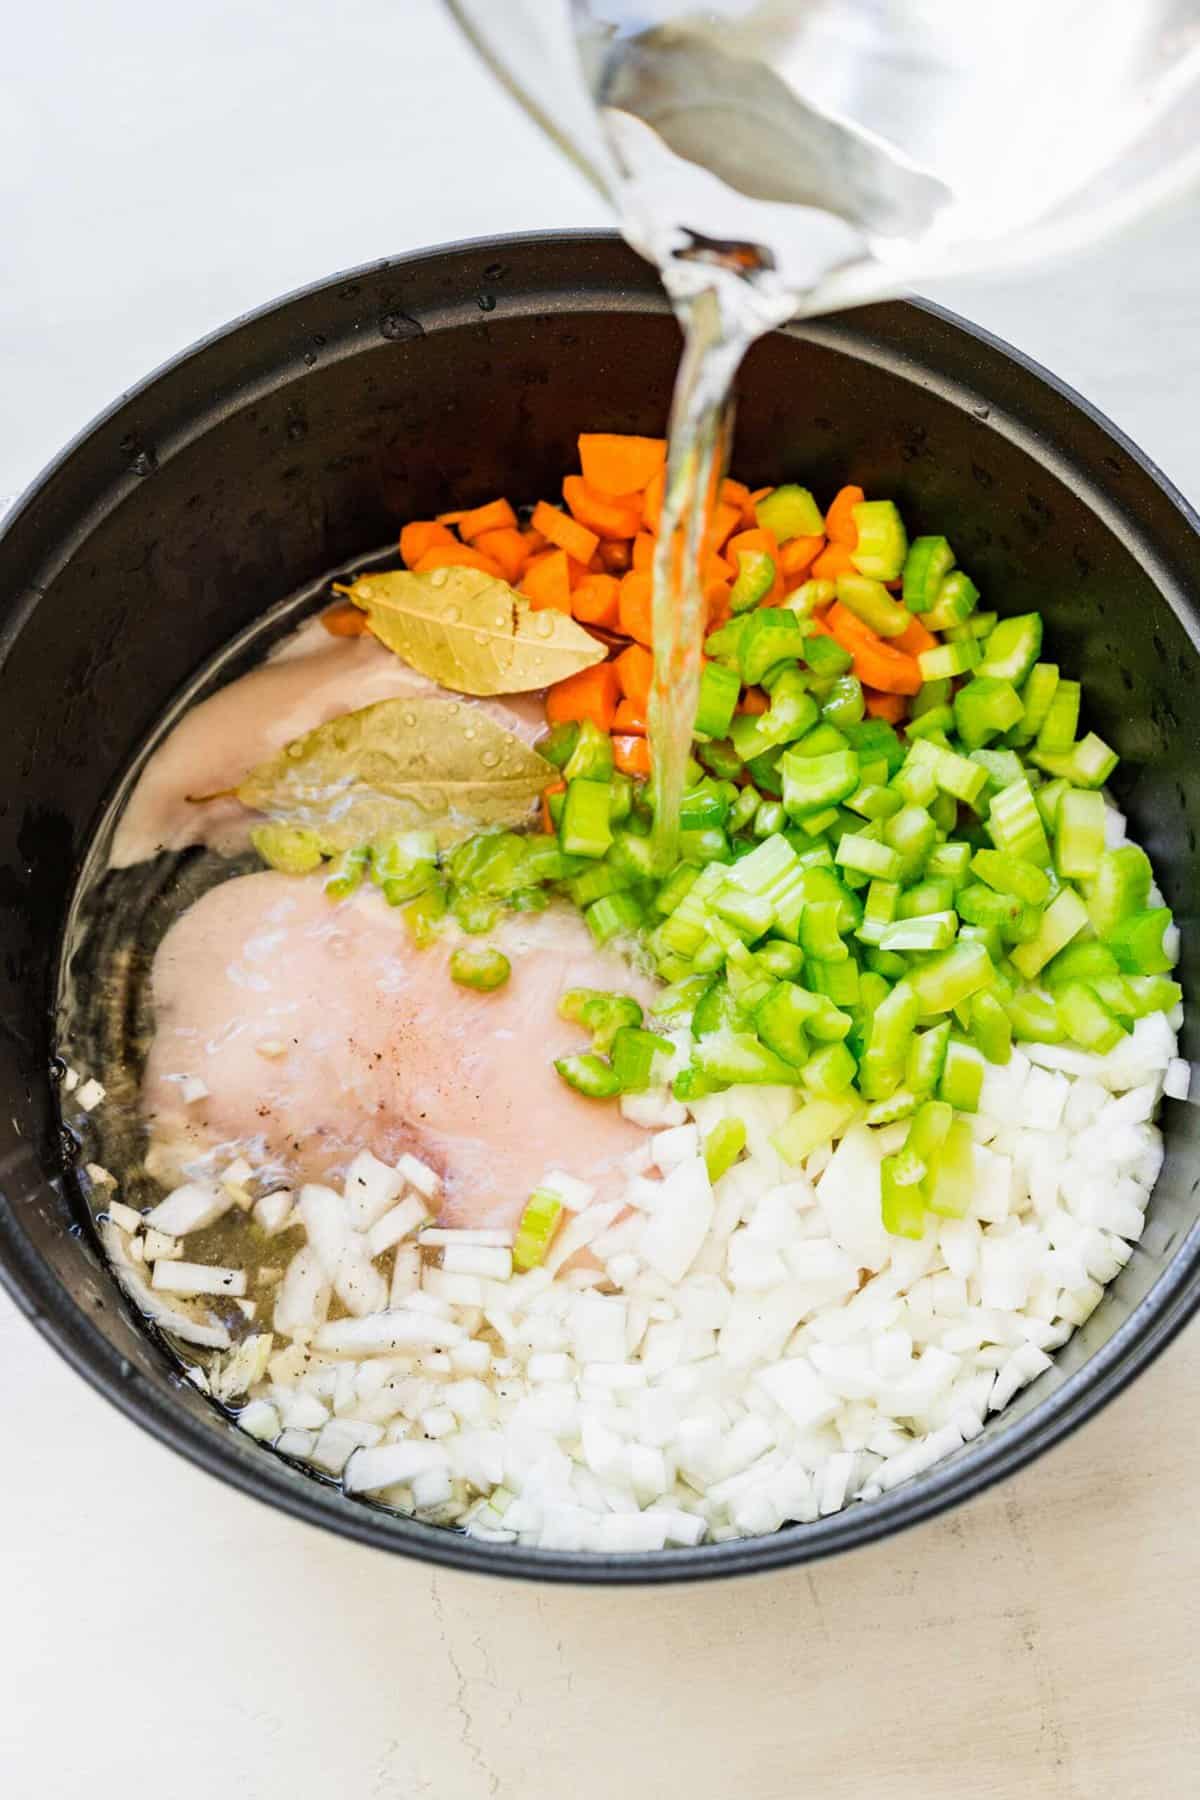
[[2, 3, 1198, 1794]]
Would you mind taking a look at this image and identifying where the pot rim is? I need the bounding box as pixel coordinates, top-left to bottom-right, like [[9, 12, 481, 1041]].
[[2, 228, 1198, 1584]]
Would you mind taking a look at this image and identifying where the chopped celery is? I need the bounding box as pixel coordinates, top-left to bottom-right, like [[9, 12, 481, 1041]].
[[953, 676, 1024, 750], [772, 1096, 860, 1164], [560, 779, 613, 859], [879, 911, 958, 953], [1036, 679, 1080, 754], [880, 1148, 927, 1238], [651, 975, 711, 1020], [1087, 845, 1152, 938], [512, 1188, 565, 1271], [756, 939, 808, 980], [987, 777, 1050, 867], [1032, 733, 1119, 789], [802, 633, 853, 678], [821, 676, 867, 732], [693, 1031, 805, 1086], [846, 718, 905, 777], [553, 1052, 621, 1099], [882, 805, 938, 881], [697, 739, 744, 781], [1104, 907, 1176, 975], [585, 891, 643, 944], [925, 571, 980, 631], [926, 841, 973, 889], [695, 661, 742, 738], [757, 483, 825, 541], [563, 719, 615, 783], [611, 1025, 671, 1092], [919, 639, 981, 681], [558, 988, 644, 1053], [907, 1020, 951, 1095], [850, 499, 908, 581], [969, 990, 1012, 1064], [703, 1116, 747, 1183], [904, 738, 988, 806], [970, 848, 1050, 907], [1006, 663, 1059, 746], [730, 549, 777, 614], [679, 825, 732, 866], [835, 833, 904, 881], [926, 1116, 975, 1219], [803, 1041, 858, 1097], [679, 777, 732, 832], [835, 573, 909, 637], [902, 535, 955, 614], [976, 612, 1043, 686], [404, 882, 447, 946], [449, 946, 511, 991], [786, 578, 838, 618], [753, 799, 787, 838], [739, 610, 806, 686], [911, 940, 995, 1016], [537, 720, 580, 769], [781, 747, 860, 819], [569, 862, 633, 908], [897, 878, 956, 918], [1054, 788, 1106, 879], [324, 844, 368, 900], [1056, 982, 1127, 1054], [1044, 940, 1121, 989], [905, 704, 956, 743], [938, 1038, 984, 1111], [1010, 887, 1089, 980], [807, 956, 862, 1008]]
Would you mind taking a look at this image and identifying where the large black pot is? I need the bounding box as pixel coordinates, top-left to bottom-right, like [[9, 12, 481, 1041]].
[[1, 232, 1197, 1584]]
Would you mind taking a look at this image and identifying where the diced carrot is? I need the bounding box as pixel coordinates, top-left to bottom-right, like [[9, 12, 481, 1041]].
[[705, 501, 741, 552], [578, 433, 666, 496], [532, 498, 600, 566], [864, 688, 908, 724], [458, 498, 518, 542], [541, 778, 566, 834], [615, 642, 654, 710], [413, 543, 505, 579], [321, 601, 368, 637], [598, 538, 632, 575], [704, 578, 732, 629], [545, 662, 621, 732], [825, 484, 865, 546], [399, 519, 457, 568], [827, 601, 922, 695], [436, 508, 469, 526], [562, 475, 643, 540], [893, 613, 937, 658], [520, 548, 573, 613], [618, 569, 654, 645], [811, 540, 857, 581], [613, 734, 652, 777], [727, 526, 784, 601], [521, 526, 547, 556], [721, 477, 751, 513], [745, 485, 772, 528], [632, 531, 656, 573], [780, 534, 825, 581], [613, 698, 647, 734], [642, 467, 666, 531], [571, 573, 621, 630], [472, 526, 528, 585], [738, 687, 769, 716]]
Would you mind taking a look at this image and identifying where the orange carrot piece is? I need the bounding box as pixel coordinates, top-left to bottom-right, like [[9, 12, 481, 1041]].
[[399, 519, 456, 568], [615, 642, 654, 710], [321, 600, 368, 637], [521, 526, 547, 556], [541, 778, 566, 834], [738, 687, 770, 716], [613, 698, 647, 734], [811, 541, 857, 581], [598, 538, 632, 575], [436, 508, 469, 526], [613, 734, 652, 777], [780, 534, 825, 581], [413, 542, 505, 579], [578, 433, 666, 497], [744, 485, 772, 528], [571, 573, 621, 630], [893, 614, 937, 658], [721, 477, 751, 513], [458, 498, 518, 542], [825, 485, 865, 546], [545, 662, 621, 733], [618, 569, 654, 645], [642, 467, 666, 531], [632, 531, 656, 574], [864, 688, 908, 724], [562, 474, 643, 541], [704, 578, 732, 629], [827, 602, 922, 696], [705, 501, 741, 552], [521, 548, 573, 613], [472, 526, 528, 585], [532, 498, 600, 566]]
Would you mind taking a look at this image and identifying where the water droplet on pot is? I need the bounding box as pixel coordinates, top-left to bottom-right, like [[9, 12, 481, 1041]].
[[357, 582, 374, 601], [533, 614, 554, 638], [480, 750, 500, 769], [478, 294, 496, 313], [403, 711, 416, 728]]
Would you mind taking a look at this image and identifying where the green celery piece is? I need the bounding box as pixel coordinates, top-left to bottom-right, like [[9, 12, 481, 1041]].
[[693, 1031, 806, 1086], [969, 990, 1013, 1064], [537, 720, 580, 770], [1117, 975, 1182, 1019], [926, 841, 973, 889], [904, 737, 988, 806], [898, 878, 956, 918], [987, 777, 1050, 866], [1104, 907, 1176, 975], [585, 891, 643, 944], [785, 578, 837, 619], [882, 804, 938, 882], [907, 1020, 952, 1095], [924, 571, 980, 631], [560, 779, 613, 859], [938, 1037, 985, 1111], [449, 946, 511, 992], [821, 675, 867, 732], [554, 1052, 621, 1099], [703, 1116, 747, 1183], [651, 974, 711, 1021], [975, 612, 1043, 686], [835, 573, 909, 637], [512, 1189, 565, 1272], [1043, 940, 1121, 989], [1036, 679, 1080, 754], [753, 799, 787, 838], [324, 844, 368, 900], [1006, 663, 1059, 747], [850, 499, 908, 581], [739, 610, 806, 686], [756, 939, 808, 980], [846, 718, 905, 777], [691, 977, 744, 1042], [905, 704, 956, 743], [563, 719, 615, 784], [879, 911, 958, 953], [654, 861, 701, 916], [906, 1099, 954, 1185], [803, 633, 854, 678], [705, 615, 749, 668], [1087, 845, 1152, 938], [781, 747, 861, 820], [926, 1116, 976, 1219], [697, 739, 744, 781], [694, 660, 742, 738], [902, 535, 956, 614], [729, 549, 777, 615], [756, 484, 825, 541], [611, 1025, 672, 1093], [953, 676, 1025, 750], [1056, 983, 1127, 1054], [803, 1040, 858, 1097], [1010, 887, 1089, 980], [919, 639, 981, 681], [835, 832, 904, 881], [558, 988, 644, 1054], [1033, 734, 1119, 790], [970, 848, 1051, 907], [880, 1148, 927, 1237], [1054, 788, 1107, 879], [772, 1096, 861, 1164], [911, 940, 996, 1016]]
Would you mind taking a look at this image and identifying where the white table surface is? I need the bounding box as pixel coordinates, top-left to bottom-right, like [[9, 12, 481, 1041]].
[[2, 5, 1198, 1795]]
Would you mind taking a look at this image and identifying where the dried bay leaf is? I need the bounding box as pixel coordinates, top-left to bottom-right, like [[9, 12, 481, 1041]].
[[236, 697, 551, 850], [340, 566, 605, 694]]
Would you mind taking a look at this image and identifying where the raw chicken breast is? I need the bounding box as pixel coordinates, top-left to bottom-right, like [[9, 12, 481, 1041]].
[[111, 618, 545, 868], [142, 872, 654, 1228]]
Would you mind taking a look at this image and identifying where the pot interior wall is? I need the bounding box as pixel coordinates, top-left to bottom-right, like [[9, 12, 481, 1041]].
[[1, 235, 1197, 1576]]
